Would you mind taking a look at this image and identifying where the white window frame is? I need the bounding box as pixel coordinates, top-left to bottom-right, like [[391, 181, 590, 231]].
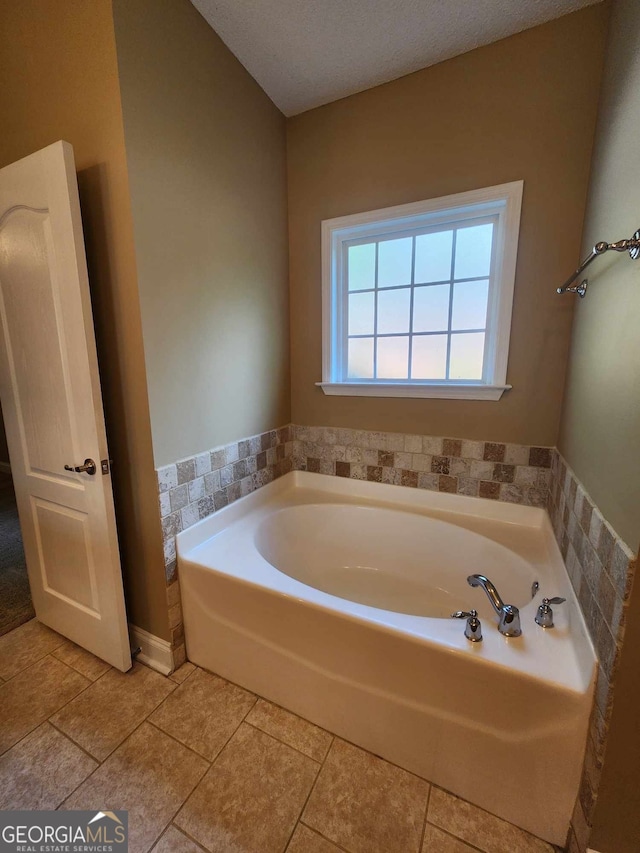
[[318, 181, 523, 400]]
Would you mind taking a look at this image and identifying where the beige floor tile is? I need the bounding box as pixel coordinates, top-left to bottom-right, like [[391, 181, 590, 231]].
[[149, 668, 255, 761], [52, 640, 111, 681], [176, 723, 319, 853], [169, 662, 196, 684], [51, 661, 175, 760], [303, 738, 429, 853], [428, 788, 554, 853], [0, 618, 65, 680], [151, 825, 206, 852], [422, 823, 479, 852], [288, 824, 347, 852], [64, 722, 207, 853], [0, 722, 97, 809], [246, 698, 333, 762], [0, 655, 89, 755]]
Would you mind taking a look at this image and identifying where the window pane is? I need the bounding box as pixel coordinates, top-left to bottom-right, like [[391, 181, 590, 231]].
[[377, 237, 412, 288], [411, 335, 447, 379], [377, 336, 409, 379], [348, 292, 374, 335], [348, 243, 375, 291], [348, 337, 374, 378], [449, 332, 485, 380], [415, 230, 453, 283], [454, 223, 493, 280], [413, 284, 450, 333], [377, 288, 410, 334], [452, 279, 489, 330]]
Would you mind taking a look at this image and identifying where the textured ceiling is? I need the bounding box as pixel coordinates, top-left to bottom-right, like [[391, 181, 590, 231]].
[[190, 0, 601, 115]]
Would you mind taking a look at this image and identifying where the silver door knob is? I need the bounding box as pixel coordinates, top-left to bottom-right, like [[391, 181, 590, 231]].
[[64, 458, 97, 476]]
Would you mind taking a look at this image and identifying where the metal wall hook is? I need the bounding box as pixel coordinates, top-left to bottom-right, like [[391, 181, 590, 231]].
[[556, 228, 640, 297]]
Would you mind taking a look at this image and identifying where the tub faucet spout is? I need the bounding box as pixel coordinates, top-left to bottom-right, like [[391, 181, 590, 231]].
[[467, 574, 522, 637]]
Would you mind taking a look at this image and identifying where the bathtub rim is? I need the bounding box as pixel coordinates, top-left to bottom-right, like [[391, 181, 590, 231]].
[[178, 470, 548, 554]]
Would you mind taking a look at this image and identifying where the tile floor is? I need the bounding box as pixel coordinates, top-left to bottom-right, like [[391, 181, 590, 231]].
[[0, 620, 560, 853]]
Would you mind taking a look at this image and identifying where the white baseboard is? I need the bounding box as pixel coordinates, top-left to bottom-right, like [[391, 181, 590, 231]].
[[129, 624, 173, 676], [0, 461, 11, 474]]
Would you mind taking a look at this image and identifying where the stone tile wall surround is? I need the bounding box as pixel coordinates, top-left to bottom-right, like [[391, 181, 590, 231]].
[[293, 425, 553, 508], [548, 451, 637, 853], [158, 426, 295, 579], [157, 425, 294, 668]]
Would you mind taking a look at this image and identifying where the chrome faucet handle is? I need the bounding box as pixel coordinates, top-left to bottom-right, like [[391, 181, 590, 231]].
[[451, 609, 483, 642], [535, 597, 566, 628]]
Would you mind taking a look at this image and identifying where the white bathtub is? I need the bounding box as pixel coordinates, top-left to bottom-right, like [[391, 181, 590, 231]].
[[177, 471, 595, 846]]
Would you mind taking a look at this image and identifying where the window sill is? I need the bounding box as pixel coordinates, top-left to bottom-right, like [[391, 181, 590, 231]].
[[316, 382, 511, 401]]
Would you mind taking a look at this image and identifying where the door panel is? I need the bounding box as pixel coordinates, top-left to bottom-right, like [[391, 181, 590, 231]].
[[0, 209, 77, 477], [0, 141, 131, 671], [34, 499, 97, 611]]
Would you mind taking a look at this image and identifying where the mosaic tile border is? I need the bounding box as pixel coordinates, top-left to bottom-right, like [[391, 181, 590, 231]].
[[548, 451, 637, 853], [293, 424, 553, 507]]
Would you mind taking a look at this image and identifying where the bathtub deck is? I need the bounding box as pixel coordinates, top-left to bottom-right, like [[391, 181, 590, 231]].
[[0, 618, 560, 853]]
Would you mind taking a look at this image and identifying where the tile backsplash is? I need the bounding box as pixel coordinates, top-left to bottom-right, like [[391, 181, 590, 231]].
[[548, 451, 637, 853], [157, 425, 294, 584], [293, 425, 552, 507], [157, 425, 295, 668]]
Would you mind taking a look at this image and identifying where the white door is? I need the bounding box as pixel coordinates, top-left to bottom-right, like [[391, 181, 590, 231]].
[[0, 141, 131, 671]]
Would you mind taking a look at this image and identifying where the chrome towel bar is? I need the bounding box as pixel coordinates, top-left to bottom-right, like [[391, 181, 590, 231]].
[[557, 228, 640, 297]]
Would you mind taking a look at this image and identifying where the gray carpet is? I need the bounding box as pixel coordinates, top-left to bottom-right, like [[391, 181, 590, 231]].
[[0, 474, 34, 636]]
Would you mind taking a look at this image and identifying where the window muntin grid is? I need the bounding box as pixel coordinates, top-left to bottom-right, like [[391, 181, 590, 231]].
[[343, 217, 496, 383]]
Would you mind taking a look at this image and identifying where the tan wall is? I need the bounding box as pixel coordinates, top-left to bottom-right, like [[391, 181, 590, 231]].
[[558, 0, 640, 551], [112, 0, 290, 469], [0, 0, 169, 640], [287, 5, 609, 447], [561, 1, 640, 850]]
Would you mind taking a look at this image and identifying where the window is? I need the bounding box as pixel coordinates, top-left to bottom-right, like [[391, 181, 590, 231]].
[[319, 182, 523, 400]]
